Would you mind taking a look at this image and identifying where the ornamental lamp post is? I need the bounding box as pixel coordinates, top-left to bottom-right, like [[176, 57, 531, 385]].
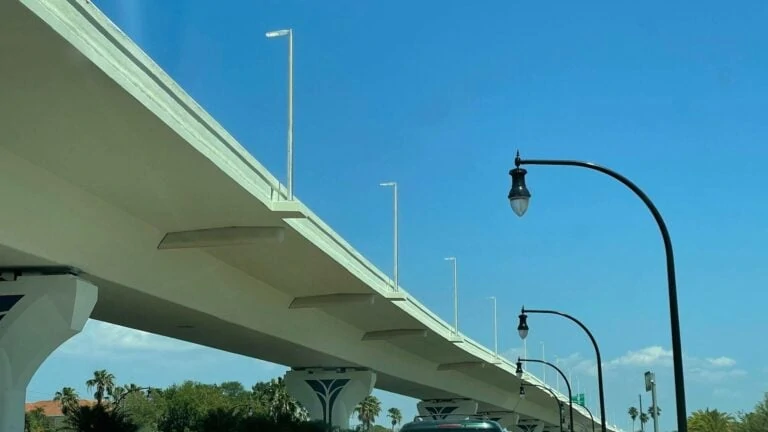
[[507, 150, 688, 432]]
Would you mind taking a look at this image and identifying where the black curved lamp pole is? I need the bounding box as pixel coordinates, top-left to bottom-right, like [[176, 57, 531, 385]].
[[519, 307, 606, 432], [580, 403, 597, 432], [518, 358, 574, 432], [522, 383, 565, 431], [508, 151, 687, 432]]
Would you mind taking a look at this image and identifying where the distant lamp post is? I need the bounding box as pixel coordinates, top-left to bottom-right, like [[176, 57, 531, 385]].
[[487, 296, 499, 356], [265, 28, 295, 200], [522, 383, 566, 432], [517, 306, 606, 432], [518, 358, 574, 432], [444, 257, 458, 334], [580, 404, 597, 432], [379, 181, 399, 291], [508, 150, 687, 432]]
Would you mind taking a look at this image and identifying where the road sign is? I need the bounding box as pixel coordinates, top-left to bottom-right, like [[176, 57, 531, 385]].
[[571, 393, 585, 407]]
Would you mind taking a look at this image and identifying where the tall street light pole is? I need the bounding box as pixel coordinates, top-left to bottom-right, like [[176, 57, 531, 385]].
[[508, 151, 687, 432], [517, 358, 574, 432], [379, 182, 399, 291], [486, 296, 498, 356], [518, 307, 606, 432], [444, 257, 458, 334], [265, 28, 294, 200]]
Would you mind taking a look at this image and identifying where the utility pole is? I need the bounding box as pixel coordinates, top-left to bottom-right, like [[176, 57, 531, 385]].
[[639, 394, 645, 432], [645, 371, 660, 432]]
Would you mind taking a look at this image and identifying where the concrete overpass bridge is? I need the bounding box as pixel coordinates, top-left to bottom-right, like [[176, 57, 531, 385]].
[[0, 1, 618, 431]]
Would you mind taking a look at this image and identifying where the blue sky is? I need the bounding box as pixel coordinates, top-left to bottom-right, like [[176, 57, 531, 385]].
[[30, 1, 768, 431]]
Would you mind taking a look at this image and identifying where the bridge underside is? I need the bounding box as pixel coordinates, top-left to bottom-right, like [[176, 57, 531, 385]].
[[0, 1, 599, 430]]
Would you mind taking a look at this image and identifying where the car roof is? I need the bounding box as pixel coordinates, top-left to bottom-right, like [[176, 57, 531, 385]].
[[401, 416, 505, 431]]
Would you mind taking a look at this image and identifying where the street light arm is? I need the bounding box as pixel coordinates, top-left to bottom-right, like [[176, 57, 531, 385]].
[[522, 383, 565, 429], [524, 307, 605, 431], [519, 358, 574, 432], [515, 155, 687, 432], [580, 403, 597, 432]]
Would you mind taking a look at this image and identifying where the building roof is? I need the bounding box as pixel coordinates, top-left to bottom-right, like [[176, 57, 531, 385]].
[[25, 400, 96, 417]]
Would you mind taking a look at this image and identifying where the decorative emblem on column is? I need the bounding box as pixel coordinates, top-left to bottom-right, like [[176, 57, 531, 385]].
[[304, 379, 350, 424], [424, 406, 458, 420], [0, 295, 24, 322]]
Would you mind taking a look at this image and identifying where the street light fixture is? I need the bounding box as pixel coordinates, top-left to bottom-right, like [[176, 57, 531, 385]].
[[507, 166, 531, 217], [517, 310, 529, 339], [507, 150, 688, 432], [265, 28, 294, 200], [517, 358, 574, 432], [517, 307, 606, 432]]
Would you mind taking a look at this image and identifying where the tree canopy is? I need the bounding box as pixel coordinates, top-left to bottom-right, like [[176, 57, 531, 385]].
[[26, 370, 397, 432], [627, 393, 768, 432]]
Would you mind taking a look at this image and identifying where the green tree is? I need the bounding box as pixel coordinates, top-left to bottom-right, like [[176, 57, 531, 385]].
[[86, 369, 116, 405], [62, 404, 139, 432], [387, 407, 402, 431], [24, 406, 54, 432], [54, 387, 81, 416], [735, 393, 768, 432], [354, 395, 382, 431], [156, 381, 231, 432], [688, 408, 735, 432], [628, 406, 639, 431], [121, 388, 165, 431]]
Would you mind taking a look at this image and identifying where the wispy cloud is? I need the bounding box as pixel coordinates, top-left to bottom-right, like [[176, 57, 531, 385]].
[[550, 346, 745, 384], [59, 320, 205, 357], [712, 388, 741, 399], [501, 347, 525, 361], [57, 320, 285, 373], [705, 357, 736, 368], [554, 352, 598, 377], [606, 346, 674, 369]]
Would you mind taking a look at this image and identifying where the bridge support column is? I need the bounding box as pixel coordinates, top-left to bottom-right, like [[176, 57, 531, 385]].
[[516, 423, 545, 432], [0, 274, 97, 432], [480, 412, 519, 430], [284, 368, 376, 430], [417, 398, 478, 419]]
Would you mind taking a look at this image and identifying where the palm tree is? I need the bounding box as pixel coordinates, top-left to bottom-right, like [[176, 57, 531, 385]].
[[25, 406, 53, 432], [640, 412, 650, 429], [86, 369, 116, 405], [355, 395, 382, 431], [387, 407, 403, 431], [110, 385, 126, 403], [255, 377, 306, 422], [628, 406, 639, 431], [688, 408, 735, 432], [648, 404, 661, 419], [54, 387, 81, 416], [61, 403, 138, 432]]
